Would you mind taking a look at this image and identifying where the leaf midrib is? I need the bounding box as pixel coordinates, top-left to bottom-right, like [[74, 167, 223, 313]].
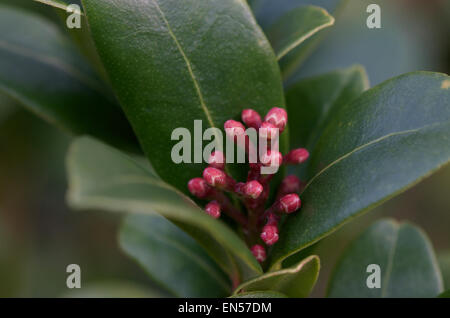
[[151, 0, 217, 133], [380, 227, 399, 298], [302, 122, 443, 194], [276, 8, 334, 60]]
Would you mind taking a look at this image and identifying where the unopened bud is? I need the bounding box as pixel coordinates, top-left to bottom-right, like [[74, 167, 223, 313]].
[[205, 201, 221, 219], [284, 148, 309, 165], [208, 151, 225, 170], [188, 178, 211, 199], [260, 224, 279, 245], [203, 167, 235, 191], [243, 180, 263, 199], [264, 107, 287, 132], [224, 120, 245, 138], [251, 244, 266, 263], [279, 193, 301, 214], [260, 150, 283, 167], [259, 122, 279, 140], [242, 109, 262, 129]]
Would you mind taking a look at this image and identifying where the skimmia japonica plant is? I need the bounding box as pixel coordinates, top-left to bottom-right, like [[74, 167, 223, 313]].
[[1, 0, 449, 298]]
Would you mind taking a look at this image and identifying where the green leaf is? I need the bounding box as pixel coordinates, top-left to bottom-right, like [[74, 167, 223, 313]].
[[81, 0, 285, 194], [438, 290, 450, 298], [33, 0, 75, 12], [266, 6, 334, 60], [120, 213, 230, 297], [286, 65, 369, 159], [34, 0, 110, 82], [248, 0, 341, 28], [271, 72, 450, 266], [233, 255, 319, 298], [230, 290, 287, 298], [247, 0, 343, 81], [327, 219, 443, 298], [0, 5, 137, 151], [67, 137, 262, 281]]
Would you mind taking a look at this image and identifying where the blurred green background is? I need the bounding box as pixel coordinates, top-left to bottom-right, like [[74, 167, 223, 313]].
[[0, 0, 449, 297]]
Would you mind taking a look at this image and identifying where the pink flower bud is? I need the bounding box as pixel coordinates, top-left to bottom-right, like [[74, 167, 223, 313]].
[[279, 193, 301, 214], [260, 224, 279, 245], [242, 109, 262, 129], [208, 151, 225, 170], [259, 121, 279, 140], [260, 150, 283, 167], [188, 178, 211, 199], [203, 167, 235, 191], [284, 148, 309, 165], [224, 120, 245, 138], [264, 107, 287, 132], [243, 180, 263, 199], [251, 244, 266, 263], [205, 201, 221, 219]]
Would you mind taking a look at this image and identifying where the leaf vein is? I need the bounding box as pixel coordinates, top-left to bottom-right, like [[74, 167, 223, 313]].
[[302, 126, 435, 193], [152, 0, 217, 132]]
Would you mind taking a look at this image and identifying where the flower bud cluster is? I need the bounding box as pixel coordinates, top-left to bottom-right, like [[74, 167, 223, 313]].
[[188, 107, 309, 263]]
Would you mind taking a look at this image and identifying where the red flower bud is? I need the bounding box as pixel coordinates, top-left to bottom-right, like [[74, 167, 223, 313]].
[[224, 120, 245, 138], [208, 151, 225, 170], [259, 121, 279, 140], [264, 107, 287, 132], [279, 193, 301, 214], [188, 178, 211, 199], [203, 167, 235, 191], [284, 148, 309, 165], [242, 109, 262, 129], [251, 244, 266, 263], [205, 201, 221, 219], [260, 224, 279, 245], [260, 150, 283, 167], [243, 180, 263, 199]]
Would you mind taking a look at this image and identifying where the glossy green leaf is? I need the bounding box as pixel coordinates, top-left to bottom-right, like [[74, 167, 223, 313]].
[[249, 0, 342, 28], [67, 137, 262, 281], [286, 65, 369, 162], [33, 0, 73, 12], [266, 6, 334, 60], [0, 6, 137, 151], [120, 213, 230, 297], [248, 0, 344, 81], [230, 291, 287, 298], [81, 0, 285, 194], [34, 0, 109, 81], [233, 255, 319, 298], [271, 72, 450, 266], [327, 219, 443, 297]]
